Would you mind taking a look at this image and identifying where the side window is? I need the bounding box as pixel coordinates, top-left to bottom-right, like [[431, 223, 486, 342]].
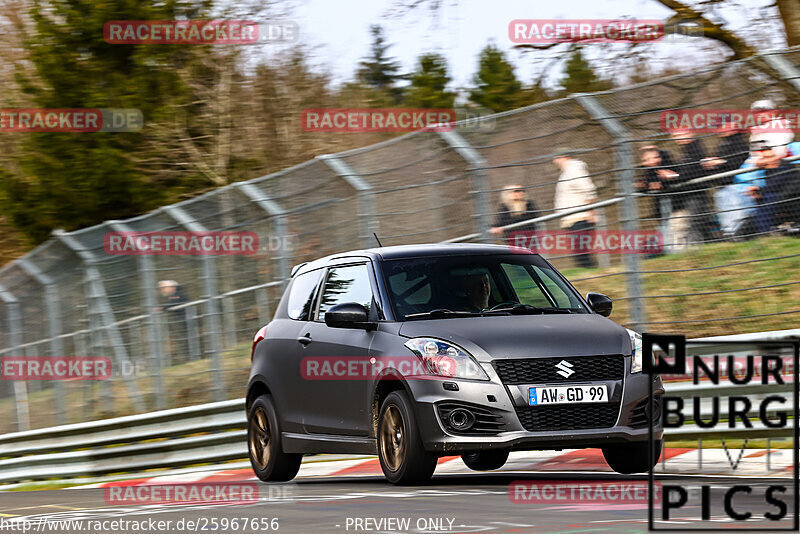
[[287, 270, 322, 320], [531, 266, 583, 308], [317, 264, 374, 321]]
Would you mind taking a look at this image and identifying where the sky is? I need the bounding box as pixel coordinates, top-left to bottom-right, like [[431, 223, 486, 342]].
[[264, 0, 784, 91]]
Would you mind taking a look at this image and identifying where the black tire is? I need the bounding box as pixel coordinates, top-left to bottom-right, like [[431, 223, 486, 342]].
[[247, 395, 303, 482], [602, 440, 662, 474], [377, 391, 438, 485], [461, 450, 510, 471]]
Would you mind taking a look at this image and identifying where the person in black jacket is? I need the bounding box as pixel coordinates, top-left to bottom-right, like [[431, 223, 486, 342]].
[[637, 146, 678, 220], [700, 123, 750, 183], [669, 129, 716, 243], [490, 185, 539, 243]]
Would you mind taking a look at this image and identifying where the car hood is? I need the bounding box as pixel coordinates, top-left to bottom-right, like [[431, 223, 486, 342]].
[[398, 313, 630, 361]]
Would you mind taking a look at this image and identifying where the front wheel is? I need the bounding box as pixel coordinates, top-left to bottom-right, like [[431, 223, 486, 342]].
[[602, 440, 662, 474], [247, 395, 303, 482], [377, 391, 437, 485], [461, 450, 510, 471]]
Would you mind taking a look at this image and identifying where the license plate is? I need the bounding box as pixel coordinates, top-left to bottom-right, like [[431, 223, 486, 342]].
[[528, 385, 608, 405]]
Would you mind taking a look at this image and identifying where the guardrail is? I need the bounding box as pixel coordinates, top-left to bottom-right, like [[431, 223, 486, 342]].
[[0, 331, 796, 485]]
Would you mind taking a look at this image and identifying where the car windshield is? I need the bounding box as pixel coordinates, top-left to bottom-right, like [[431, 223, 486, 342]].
[[381, 254, 588, 320]]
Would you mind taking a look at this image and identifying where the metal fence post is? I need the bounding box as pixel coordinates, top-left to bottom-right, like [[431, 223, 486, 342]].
[[761, 51, 800, 94], [437, 129, 492, 243], [54, 230, 145, 412], [318, 155, 376, 249], [0, 284, 30, 431], [575, 94, 647, 331], [161, 206, 225, 402], [108, 221, 166, 410], [16, 258, 66, 424], [234, 183, 291, 286]]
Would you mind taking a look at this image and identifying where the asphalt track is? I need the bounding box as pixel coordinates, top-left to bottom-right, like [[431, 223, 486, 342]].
[[1, 470, 796, 533]]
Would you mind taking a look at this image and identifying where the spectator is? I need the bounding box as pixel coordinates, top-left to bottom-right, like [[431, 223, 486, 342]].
[[638, 146, 689, 251], [705, 122, 752, 237], [725, 139, 800, 238], [749, 99, 794, 159], [637, 146, 678, 220], [552, 149, 597, 268], [701, 122, 750, 178], [158, 280, 190, 363], [669, 129, 716, 243], [490, 184, 539, 241], [740, 142, 800, 235]]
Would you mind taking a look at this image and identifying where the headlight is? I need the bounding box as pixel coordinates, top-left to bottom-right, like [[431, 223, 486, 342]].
[[628, 329, 643, 373], [404, 338, 489, 380]]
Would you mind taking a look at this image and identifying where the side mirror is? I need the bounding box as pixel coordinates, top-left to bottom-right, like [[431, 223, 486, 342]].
[[586, 293, 612, 317], [324, 302, 376, 330]]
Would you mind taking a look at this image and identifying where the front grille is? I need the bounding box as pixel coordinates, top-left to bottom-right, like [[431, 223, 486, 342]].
[[493, 355, 625, 384], [515, 403, 620, 432], [437, 402, 505, 435]]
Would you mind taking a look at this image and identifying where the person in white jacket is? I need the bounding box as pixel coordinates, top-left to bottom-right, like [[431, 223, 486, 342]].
[[553, 149, 598, 268]]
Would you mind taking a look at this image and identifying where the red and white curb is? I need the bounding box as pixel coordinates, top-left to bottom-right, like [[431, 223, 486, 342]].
[[71, 447, 794, 489]]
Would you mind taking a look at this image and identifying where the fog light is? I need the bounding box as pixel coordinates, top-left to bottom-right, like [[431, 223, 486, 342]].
[[448, 408, 475, 431]]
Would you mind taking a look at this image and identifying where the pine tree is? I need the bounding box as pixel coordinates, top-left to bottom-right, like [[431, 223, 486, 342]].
[[405, 53, 455, 108], [0, 0, 212, 242], [469, 44, 522, 112], [357, 25, 403, 104], [558, 49, 613, 94]]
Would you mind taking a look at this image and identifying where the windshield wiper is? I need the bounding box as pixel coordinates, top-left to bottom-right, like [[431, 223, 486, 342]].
[[404, 308, 482, 320], [481, 303, 573, 315]]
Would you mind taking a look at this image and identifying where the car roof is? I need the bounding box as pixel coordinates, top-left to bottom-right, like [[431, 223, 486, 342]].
[[293, 243, 537, 276]]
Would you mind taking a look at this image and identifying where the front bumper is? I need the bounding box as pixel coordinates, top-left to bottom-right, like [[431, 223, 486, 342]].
[[406, 358, 664, 453]]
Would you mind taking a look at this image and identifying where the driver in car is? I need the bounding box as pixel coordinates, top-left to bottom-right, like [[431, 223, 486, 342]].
[[458, 272, 492, 312]]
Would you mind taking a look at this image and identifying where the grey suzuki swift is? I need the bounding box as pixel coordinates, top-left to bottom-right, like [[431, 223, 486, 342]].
[[246, 244, 664, 484]]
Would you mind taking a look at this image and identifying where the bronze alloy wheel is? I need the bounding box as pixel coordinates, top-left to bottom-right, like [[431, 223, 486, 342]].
[[249, 405, 271, 471], [379, 405, 406, 472]]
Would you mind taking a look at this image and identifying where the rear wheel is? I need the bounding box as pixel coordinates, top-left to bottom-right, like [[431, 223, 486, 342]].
[[248, 395, 303, 482], [461, 450, 510, 471], [602, 440, 662, 474], [377, 391, 437, 485]]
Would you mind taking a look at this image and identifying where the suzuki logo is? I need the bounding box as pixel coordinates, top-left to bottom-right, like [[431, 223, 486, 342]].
[[554, 360, 575, 378]]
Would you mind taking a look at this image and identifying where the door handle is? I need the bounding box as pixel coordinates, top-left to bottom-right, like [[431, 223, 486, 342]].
[[297, 333, 312, 346]]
